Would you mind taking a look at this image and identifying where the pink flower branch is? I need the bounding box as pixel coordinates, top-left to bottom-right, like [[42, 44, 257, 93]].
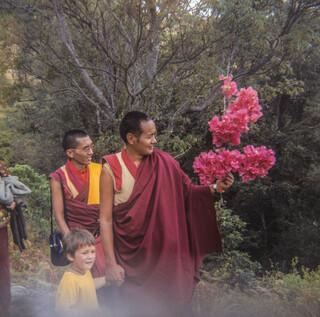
[[193, 75, 276, 185]]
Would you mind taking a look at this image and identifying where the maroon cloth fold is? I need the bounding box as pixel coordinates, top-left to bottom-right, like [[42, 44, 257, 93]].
[[50, 168, 100, 234], [105, 149, 222, 316], [0, 227, 11, 313], [50, 167, 104, 277]]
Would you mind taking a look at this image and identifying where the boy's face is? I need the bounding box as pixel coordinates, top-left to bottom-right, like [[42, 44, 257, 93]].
[[67, 245, 96, 274]]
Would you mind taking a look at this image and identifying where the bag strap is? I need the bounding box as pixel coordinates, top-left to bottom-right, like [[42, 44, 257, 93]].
[[50, 172, 67, 235]]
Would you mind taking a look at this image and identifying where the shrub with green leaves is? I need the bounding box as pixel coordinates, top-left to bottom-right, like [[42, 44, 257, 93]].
[[9, 164, 50, 241], [202, 204, 261, 289]]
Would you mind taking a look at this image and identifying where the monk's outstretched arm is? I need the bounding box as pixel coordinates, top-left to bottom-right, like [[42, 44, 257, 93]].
[[99, 167, 125, 285], [50, 178, 70, 236], [180, 166, 234, 199]]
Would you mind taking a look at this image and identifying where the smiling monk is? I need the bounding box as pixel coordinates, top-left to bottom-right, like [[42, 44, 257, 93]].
[[50, 129, 104, 278], [100, 112, 234, 317]]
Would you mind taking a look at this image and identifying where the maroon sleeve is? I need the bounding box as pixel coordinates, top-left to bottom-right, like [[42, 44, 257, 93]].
[[49, 170, 60, 182], [179, 165, 223, 269]]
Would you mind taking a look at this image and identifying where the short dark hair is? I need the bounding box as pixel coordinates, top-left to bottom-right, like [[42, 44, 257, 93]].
[[62, 129, 89, 151], [119, 111, 151, 143], [63, 228, 95, 256]]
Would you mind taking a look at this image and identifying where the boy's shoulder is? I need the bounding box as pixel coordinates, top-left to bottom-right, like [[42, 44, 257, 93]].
[[65, 269, 92, 275], [62, 270, 93, 280], [58, 270, 93, 290]]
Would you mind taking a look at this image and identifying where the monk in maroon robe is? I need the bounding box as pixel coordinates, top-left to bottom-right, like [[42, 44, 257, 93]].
[[0, 162, 13, 315], [100, 112, 234, 316], [50, 129, 104, 277], [0, 208, 11, 315]]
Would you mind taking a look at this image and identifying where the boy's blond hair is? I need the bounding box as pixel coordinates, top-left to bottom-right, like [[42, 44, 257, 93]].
[[63, 228, 95, 256]]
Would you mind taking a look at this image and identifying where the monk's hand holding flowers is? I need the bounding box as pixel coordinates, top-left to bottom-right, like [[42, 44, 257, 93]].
[[209, 173, 234, 195]]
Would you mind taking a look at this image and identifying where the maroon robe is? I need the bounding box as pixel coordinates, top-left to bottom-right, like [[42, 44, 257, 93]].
[[0, 226, 10, 313], [104, 149, 222, 316], [50, 161, 105, 277]]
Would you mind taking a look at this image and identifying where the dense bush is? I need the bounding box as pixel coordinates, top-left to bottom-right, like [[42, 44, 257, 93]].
[[202, 204, 261, 289], [9, 164, 50, 241]]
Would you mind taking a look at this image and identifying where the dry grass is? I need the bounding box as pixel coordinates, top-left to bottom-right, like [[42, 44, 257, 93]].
[[9, 236, 63, 287], [193, 281, 301, 317]]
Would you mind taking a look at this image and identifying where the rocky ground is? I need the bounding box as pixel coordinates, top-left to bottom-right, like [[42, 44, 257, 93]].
[[9, 282, 56, 317]]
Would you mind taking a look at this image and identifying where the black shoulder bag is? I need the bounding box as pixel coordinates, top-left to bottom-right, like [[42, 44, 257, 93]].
[[49, 174, 69, 266]]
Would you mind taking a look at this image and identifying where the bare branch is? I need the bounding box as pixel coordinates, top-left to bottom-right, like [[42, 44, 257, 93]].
[[53, 0, 114, 121]]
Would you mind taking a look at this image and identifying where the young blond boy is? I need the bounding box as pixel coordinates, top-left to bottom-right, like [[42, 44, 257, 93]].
[[55, 228, 106, 313]]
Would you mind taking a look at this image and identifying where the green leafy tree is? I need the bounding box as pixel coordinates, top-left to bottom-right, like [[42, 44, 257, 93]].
[[1, 0, 318, 172], [229, 9, 320, 269]]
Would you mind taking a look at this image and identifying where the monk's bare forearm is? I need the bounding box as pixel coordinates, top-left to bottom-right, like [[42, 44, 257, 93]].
[[100, 166, 125, 283], [100, 220, 118, 266], [54, 211, 70, 236], [50, 179, 70, 236], [100, 166, 118, 266]]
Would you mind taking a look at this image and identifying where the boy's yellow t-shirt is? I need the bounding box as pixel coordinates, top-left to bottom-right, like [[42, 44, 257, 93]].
[[55, 270, 98, 312]]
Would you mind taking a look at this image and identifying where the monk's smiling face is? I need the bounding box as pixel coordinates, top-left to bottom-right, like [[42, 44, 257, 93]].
[[129, 120, 157, 156], [66, 136, 94, 169]]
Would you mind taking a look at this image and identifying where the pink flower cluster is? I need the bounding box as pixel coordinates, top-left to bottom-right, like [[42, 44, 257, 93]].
[[193, 75, 276, 185], [227, 87, 262, 124], [219, 75, 238, 99], [208, 110, 249, 147], [193, 150, 242, 185], [239, 145, 276, 182], [193, 146, 275, 184], [209, 77, 263, 148]]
